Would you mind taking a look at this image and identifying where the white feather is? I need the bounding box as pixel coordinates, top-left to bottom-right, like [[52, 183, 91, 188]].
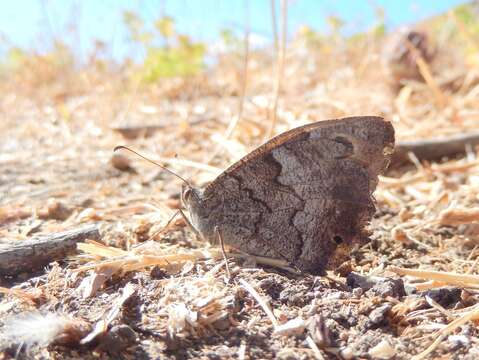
[[2, 311, 72, 347]]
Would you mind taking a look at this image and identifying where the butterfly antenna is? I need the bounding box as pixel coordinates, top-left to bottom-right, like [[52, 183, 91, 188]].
[[114, 146, 191, 187]]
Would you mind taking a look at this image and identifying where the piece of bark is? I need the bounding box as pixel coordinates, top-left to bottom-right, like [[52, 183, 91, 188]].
[[0, 224, 100, 276], [392, 131, 479, 167]]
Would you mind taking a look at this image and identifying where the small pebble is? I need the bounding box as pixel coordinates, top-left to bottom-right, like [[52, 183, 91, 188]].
[[368, 304, 392, 326], [273, 318, 306, 336], [97, 324, 137, 356], [111, 153, 135, 172], [339, 347, 355, 360], [368, 339, 396, 359], [352, 287, 363, 298], [38, 198, 72, 221]]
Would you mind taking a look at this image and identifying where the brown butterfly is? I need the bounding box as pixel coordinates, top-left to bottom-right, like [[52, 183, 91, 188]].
[[117, 116, 395, 274]]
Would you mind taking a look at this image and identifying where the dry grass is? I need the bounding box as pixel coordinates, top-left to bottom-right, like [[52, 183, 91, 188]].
[[1, 16, 479, 359]]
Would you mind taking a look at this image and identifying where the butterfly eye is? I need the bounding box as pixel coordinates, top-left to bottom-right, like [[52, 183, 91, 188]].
[[333, 235, 343, 245]]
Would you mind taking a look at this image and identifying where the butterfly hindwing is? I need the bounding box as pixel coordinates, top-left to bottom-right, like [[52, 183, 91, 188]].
[[186, 116, 395, 274]]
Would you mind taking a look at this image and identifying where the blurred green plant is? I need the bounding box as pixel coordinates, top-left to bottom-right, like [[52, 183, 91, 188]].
[[371, 4, 386, 38], [452, 3, 479, 65], [123, 11, 206, 81], [326, 15, 344, 40], [296, 25, 324, 49], [0, 40, 74, 81], [453, 3, 479, 33], [426, 2, 479, 66], [219, 28, 243, 52]]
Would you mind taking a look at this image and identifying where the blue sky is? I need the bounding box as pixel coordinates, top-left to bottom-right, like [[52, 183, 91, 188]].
[[0, 0, 466, 61]]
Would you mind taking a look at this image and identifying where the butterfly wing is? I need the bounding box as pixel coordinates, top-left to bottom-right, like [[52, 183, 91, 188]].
[[187, 116, 395, 274]]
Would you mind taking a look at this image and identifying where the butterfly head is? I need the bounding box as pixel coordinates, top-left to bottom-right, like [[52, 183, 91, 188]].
[[181, 184, 213, 240], [181, 184, 202, 209]]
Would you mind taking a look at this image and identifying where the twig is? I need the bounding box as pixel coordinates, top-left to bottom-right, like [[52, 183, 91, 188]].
[[239, 278, 279, 327], [390, 266, 479, 288], [229, 252, 298, 274], [405, 38, 446, 108], [0, 224, 100, 276], [391, 131, 479, 167], [80, 282, 136, 344], [306, 336, 327, 360], [379, 173, 430, 188], [467, 255, 479, 275], [438, 207, 479, 226]]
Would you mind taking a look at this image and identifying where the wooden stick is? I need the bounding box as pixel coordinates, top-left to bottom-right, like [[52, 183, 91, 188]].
[[392, 131, 479, 167], [0, 224, 100, 276]]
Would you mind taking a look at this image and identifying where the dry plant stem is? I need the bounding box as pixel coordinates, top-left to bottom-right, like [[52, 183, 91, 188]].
[[405, 39, 446, 108], [80, 282, 136, 344], [431, 158, 479, 173], [239, 278, 279, 327], [78, 240, 127, 258], [271, 0, 278, 54], [425, 296, 454, 320], [390, 266, 479, 288], [392, 131, 479, 166], [229, 252, 298, 273], [265, 0, 287, 141], [467, 255, 479, 275], [438, 207, 479, 226], [380, 173, 429, 188], [0, 224, 100, 276], [76, 238, 294, 275], [306, 336, 327, 360], [411, 305, 479, 360], [74, 248, 223, 273]]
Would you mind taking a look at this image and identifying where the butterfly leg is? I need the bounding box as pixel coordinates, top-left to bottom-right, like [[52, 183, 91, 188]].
[[179, 208, 204, 241], [215, 226, 231, 279]]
